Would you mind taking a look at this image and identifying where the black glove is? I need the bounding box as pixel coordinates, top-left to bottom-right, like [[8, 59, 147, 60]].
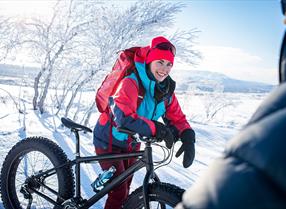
[[175, 129, 196, 168], [153, 121, 174, 149]]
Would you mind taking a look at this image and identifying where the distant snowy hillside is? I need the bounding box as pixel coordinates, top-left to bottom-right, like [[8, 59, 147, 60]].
[[0, 64, 275, 93], [171, 69, 275, 93], [0, 64, 38, 78]]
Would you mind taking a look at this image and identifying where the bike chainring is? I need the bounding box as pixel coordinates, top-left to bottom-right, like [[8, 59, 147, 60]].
[[62, 199, 80, 209]]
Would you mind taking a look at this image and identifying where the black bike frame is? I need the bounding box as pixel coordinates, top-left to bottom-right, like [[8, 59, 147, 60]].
[[32, 130, 160, 209]]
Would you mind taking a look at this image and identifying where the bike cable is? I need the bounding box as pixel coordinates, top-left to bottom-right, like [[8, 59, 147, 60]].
[[152, 143, 169, 165], [153, 144, 175, 171]]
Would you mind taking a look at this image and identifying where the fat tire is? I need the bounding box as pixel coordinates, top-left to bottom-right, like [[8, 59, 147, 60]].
[[123, 182, 185, 209], [0, 137, 75, 209]]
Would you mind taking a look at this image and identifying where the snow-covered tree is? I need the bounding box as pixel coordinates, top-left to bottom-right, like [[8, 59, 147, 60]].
[[202, 83, 238, 122], [61, 0, 201, 124], [0, 16, 20, 62], [3, 0, 201, 123], [20, 0, 95, 113], [203, 93, 235, 121]]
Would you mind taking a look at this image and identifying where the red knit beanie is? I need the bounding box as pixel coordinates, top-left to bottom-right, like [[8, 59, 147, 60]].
[[145, 36, 175, 65]]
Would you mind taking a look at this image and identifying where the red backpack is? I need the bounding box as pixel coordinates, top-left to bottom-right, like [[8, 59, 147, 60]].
[[95, 47, 145, 113]]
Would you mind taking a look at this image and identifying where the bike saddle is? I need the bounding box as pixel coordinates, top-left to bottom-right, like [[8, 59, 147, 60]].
[[61, 117, 92, 133]]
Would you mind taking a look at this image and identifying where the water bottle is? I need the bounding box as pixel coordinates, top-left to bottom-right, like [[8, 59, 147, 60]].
[[91, 166, 116, 192]]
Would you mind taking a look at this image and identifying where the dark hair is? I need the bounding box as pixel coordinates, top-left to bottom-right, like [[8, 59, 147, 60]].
[[145, 63, 156, 81]]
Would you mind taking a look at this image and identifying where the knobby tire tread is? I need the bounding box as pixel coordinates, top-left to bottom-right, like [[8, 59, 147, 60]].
[[0, 137, 75, 209], [123, 182, 185, 209]]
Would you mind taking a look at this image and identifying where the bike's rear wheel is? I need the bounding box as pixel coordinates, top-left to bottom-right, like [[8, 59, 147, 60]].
[[123, 182, 185, 209], [1, 137, 75, 209]]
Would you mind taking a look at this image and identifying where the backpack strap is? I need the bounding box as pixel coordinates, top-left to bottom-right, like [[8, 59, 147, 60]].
[[108, 107, 114, 152], [133, 69, 145, 108]]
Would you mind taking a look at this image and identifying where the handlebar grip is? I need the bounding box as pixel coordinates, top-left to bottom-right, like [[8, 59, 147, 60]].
[[117, 127, 136, 136]]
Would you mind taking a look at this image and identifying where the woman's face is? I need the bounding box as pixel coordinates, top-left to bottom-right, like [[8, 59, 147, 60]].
[[149, 59, 173, 82]]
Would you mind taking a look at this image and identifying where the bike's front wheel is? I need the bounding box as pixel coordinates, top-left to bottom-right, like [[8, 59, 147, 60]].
[[123, 182, 185, 209], [1, 137, 75, 209]]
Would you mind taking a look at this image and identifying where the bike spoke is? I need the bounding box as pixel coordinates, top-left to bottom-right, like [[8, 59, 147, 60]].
[[15, 151, 59, 209], [1, 138, 74, 209]]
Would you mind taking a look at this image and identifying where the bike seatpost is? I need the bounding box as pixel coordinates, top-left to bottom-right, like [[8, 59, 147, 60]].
[[71, 129, 80, 156], [71, 129, 81, 199]]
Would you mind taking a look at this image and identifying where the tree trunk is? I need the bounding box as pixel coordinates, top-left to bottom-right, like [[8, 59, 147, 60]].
[[72, 91, 82, 121], [83, 101, 95, 127], [38, 71, 52, 114], [32, 69, 44, 110], [64, 84, 81, 118], [64, 77, 92, 117]]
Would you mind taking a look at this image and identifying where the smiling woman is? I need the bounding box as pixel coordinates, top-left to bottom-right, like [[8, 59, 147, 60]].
[[0, 0, 55, 17]]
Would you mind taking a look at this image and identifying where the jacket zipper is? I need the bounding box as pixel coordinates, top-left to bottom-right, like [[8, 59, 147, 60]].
[[151, 100, 157, 120], [148, 80, 157, 120]]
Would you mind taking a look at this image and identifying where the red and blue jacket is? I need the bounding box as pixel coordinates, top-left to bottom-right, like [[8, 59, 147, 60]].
[[93, 47, 191, 150]]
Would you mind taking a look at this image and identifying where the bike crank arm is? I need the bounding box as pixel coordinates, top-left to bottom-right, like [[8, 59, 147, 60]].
[[27, 198, 32, 209]]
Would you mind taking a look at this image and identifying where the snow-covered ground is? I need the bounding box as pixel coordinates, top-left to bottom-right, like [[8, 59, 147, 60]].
[[0, 83, 267, 208]]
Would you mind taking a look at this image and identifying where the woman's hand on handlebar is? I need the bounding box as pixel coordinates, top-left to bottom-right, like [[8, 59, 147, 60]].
[[153, 121, 174, 149]]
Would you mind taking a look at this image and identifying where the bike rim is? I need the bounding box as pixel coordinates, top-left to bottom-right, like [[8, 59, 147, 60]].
[[12, 150, 59, 209]]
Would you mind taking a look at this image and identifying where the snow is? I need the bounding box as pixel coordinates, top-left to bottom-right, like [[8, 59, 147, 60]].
[[0, 81, 267, 209]]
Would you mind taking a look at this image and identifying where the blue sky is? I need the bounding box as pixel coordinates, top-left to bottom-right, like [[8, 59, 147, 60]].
[[174, 0, 285, 84]]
